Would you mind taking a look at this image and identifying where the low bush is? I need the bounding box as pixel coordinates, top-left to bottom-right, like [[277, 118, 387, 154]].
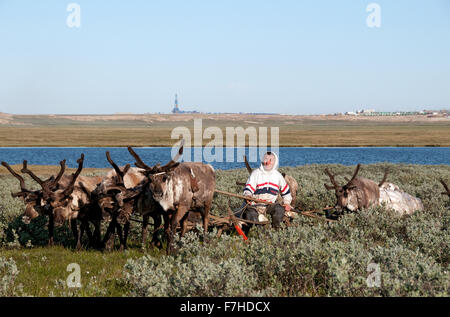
[[0, 163, 449, 296], [0, 256, 21, 296]]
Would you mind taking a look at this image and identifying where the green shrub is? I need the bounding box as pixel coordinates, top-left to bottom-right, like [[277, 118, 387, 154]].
[[0, 257, 21, 296], [1, 164, 449, 296]]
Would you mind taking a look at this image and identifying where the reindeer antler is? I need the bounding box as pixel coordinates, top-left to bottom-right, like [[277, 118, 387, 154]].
[[1, 161, 35, 197], [440, 179, 450, 196], [324, 168, 340, 190], [2, 161, 28, 192], [78, 181, 91, 200], [21, 160, 46, 188], [129, 139, 184, 174], [378, 168, 389, 187], [106, 151, 130, 185], [345, 163, 361, 186], [160, 139, 184, 172], [244, 155, 253, 174], [50, 159, 66, 189], [63, 154, 84, 196], [127, 147, 153, 170]]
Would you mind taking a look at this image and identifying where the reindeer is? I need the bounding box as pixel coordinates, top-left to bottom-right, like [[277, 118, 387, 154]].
[[324, 164, 423, 216], [2, 159, 72, 245], [128, 141, 216, 254], [84, 151, 142, 251], [13, 155, 103, 249], [1, 161, 48, 235], [79, 150, 165, 251]]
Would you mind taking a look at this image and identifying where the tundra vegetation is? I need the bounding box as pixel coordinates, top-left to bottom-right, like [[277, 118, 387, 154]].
[[0, 163, 449, 297], [0, 114, 449, 147]]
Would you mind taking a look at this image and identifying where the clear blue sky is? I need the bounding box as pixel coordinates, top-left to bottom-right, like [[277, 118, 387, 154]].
[[0, 0, 449, 114]]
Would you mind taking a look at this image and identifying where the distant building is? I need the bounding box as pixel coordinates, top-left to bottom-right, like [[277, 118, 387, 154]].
[[356, 109, 375, 115], [171, 94, 201, 114], [172, 94, 180, 113]]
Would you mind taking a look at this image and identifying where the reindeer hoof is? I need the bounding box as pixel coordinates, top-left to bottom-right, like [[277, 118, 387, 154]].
[[151, 240, 162, 249], [166, 246, 175, 256], [105, 241, 114, 252]]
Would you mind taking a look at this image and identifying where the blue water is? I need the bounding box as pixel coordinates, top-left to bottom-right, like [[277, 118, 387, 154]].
[[0, 147, 449, 169]]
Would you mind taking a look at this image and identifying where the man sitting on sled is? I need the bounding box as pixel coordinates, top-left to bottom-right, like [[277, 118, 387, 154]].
[[237, 151, 292, 233]]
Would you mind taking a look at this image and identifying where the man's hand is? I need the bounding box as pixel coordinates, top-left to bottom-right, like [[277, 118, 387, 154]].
[[284, 204, 292, 211]]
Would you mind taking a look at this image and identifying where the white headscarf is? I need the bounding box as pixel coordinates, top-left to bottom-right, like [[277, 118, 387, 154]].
[[259, 152, 279, 174]]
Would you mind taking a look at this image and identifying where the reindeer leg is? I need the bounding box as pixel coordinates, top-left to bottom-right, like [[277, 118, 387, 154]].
[[168, 206, 189, 255], [141, 213, 149, 249], [116, 222, 124, 251], [180, 212, 190, 238], [152, 213, 162, 249], [82, 220, 94, 249], [102, 220, 116, 251], [83, 221, 93, 247], [79, 221, 87, 250], [92, 220, 101, 249], [163, 212, 171, 251], [202, 201, 212, 243], [123, 221, 130, 250], [48, 213, 54, 246], [70, 219, 81, 250]]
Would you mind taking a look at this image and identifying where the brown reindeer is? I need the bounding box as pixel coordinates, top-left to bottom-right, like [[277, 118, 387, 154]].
[[1, 161, 48, 232], [89, 151, 139, 251], [128, 141, 216, 254], [16, 155, 102, 248], [325, 164, 423, 216], [1, 159, 71, 245], [324, 164, 381, 213], [37, 154, 103, 249], [81, 150, 165, 251]]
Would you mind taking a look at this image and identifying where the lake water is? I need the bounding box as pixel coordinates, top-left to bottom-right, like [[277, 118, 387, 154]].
[[0, 147, 449, 170]]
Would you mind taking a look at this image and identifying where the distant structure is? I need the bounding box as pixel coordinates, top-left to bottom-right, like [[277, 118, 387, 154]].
[[342, 108, 449, 117], [356, 109, 375, 115], [170, 94, 200, 114], [172, 94, 180, 113]]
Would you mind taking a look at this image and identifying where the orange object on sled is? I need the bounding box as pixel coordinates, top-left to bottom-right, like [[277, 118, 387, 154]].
[[234, 225, 248, 241]]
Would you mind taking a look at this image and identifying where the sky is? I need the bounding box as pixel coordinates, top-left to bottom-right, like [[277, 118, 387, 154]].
[[0, 0, 449, 115]]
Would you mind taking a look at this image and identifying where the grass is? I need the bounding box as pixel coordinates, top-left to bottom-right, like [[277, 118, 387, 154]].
[[0, 246, 160, 296]]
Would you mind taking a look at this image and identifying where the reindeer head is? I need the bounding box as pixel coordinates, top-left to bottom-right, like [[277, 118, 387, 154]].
[[89, 151, 145, 223], [19, 154, 84, 225], [148, 172, 171, 201], [47, 154, 83, 204], [23, 204, 40, 222], [2, 160, 58, 222], [128, 140, 184, 200], [324, 164, 362, 212]]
